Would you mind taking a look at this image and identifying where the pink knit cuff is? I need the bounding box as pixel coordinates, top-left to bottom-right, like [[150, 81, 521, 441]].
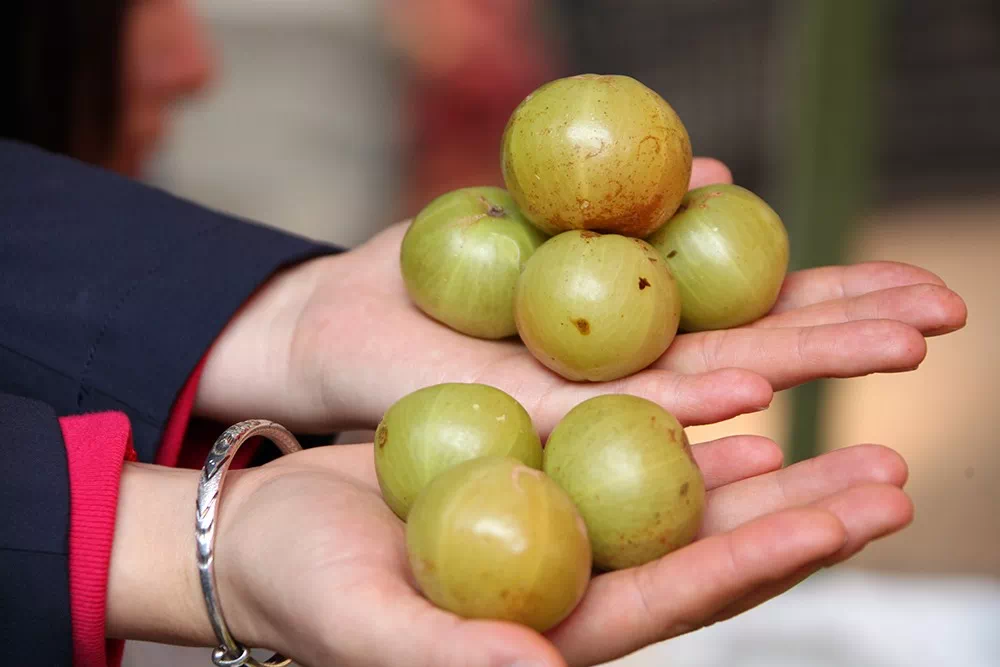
[[59, 412, 136, 667]]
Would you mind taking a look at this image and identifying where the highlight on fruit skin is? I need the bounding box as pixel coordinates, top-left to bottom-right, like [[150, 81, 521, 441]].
[[405, 456, 593, 632], [374, 382, 543, 520], [542, 394, 706, 571], [646, 183, 790, 332], [513, 229, 681, 382], [400, 186, 549, 339], [501, 73, 693, 238]]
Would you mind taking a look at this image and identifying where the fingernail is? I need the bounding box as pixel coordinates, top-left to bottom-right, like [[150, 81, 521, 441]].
[[504, 661, 545, 667], [755, 405, 771, 412]]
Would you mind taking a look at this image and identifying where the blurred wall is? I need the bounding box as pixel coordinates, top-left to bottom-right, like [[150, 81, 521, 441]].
[[147, 0, 406, 248]]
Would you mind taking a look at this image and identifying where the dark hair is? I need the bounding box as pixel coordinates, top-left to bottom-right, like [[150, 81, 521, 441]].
[[1, 0, 127, 162]]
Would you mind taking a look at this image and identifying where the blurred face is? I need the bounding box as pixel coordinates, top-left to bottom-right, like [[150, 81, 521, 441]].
[[103, 0, 216, 176]]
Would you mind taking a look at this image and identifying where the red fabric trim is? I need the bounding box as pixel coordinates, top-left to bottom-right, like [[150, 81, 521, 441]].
[[60, 412, 136, 667], [155, 357, 207, 468], [158, 356, 260, 471]]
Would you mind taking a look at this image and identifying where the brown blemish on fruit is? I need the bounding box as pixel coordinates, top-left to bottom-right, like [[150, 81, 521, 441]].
[[573, 318, 591, 335], [698, 192, 725, 210], [606, 180, 625, 201], [680, 482, 690, 497], [639, 135, 662, 155], [579, 230, 600, 239], [376, 426, 388, 449], [666, 249, 678, 258], [587, 190, 666, 237], [680, 432, 696, 462], [638, 277, 651, 290], [585, 141, 606, 159]]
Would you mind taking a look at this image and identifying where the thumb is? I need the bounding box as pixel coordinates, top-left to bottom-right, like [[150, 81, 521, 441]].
[[689, 157, 734, 189]]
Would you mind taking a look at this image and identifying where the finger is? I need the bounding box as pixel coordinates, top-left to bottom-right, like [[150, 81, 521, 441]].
[[530, 367, 774, 434], [547, 508, 847, 667], [705, 482, 914, 625], [689, 157, 733, 189], [698, 444, 908, 537], [753, 283, 968, 337], [322, 580, 567, 667], [808, 481, 914, 560], [690, 435, 784, 490], [661, 319, 928, 391], [287, 434, 783, 503], [770, 261, 949, 313]]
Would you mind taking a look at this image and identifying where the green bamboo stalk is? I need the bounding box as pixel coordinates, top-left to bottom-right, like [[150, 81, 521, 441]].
[[780, 0, 887, 463]]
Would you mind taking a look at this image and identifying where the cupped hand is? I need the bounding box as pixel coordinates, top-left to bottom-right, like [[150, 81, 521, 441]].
[[218, 436, 912, 667], [196, 157, 966, 436]]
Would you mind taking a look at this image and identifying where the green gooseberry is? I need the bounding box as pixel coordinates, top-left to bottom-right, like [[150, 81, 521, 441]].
[[374, 382, 542, 520], [501, 73, 692, 238], [542, 394, 705, 571], [406, 456, 592, 632], [400, 186, 549, 339], [513, 230, 681, 382], [646, 183, 790, 331]]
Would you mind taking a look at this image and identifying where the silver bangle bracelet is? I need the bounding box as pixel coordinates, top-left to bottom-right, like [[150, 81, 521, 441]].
[[196, 419, 302, 667]]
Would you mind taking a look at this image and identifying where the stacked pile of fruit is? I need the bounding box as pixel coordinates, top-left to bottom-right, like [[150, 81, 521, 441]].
[[384, 73, 790, 631], [375, 384, 702, 632], [401, 73, 790, 382]]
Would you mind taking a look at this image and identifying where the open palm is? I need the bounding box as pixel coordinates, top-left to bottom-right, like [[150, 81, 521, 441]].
[[223, 434, 911, 667], [291, 158, 965, 435]]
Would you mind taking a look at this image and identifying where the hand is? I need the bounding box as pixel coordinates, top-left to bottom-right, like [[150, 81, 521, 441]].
[[105, 437, 912, 667], [194, 157, 967, 435]]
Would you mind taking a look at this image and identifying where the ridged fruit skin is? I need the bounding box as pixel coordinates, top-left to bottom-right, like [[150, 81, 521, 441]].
[[374, 383, 542, 520], [513, 230, 681, 382], [542, 394, 705, 571], [400, 186, 549, 339], [406, 456, 593, 632], [646, 183, 789, 331], [501, 74, 692, 238]]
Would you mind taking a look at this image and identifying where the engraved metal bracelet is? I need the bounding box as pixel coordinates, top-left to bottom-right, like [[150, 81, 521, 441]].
[[196, 419, 302, 667]]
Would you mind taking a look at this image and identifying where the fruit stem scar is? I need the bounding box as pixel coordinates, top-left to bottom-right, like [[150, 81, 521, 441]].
[[572, 318, 591, 334]]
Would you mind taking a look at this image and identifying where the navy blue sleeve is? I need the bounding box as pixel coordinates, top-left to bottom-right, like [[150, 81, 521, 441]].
[[0, 139, 342, 461], [0, 393, 73, 664]]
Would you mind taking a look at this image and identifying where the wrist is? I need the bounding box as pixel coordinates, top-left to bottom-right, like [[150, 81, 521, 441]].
[[105, 462, 267, 650], [194, 255, 331, 431]]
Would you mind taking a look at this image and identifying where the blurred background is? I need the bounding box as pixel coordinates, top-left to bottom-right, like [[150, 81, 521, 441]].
[[130, 0, 999, 664]]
